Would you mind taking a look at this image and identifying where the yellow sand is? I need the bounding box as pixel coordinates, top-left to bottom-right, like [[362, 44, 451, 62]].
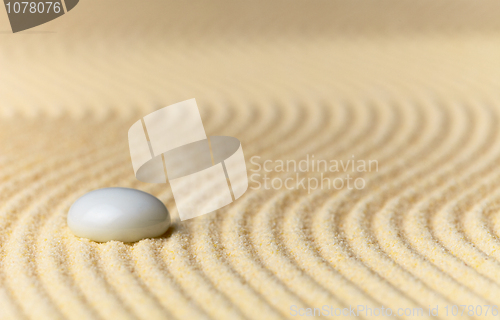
[[2, 1, 500, 319]]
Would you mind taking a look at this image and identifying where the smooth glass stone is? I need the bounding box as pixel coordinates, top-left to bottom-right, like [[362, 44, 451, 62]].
[[68, 187, 170, 242]]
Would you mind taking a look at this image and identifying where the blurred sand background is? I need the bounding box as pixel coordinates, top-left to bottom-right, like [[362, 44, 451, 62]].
[[2, 1, 500, 319]]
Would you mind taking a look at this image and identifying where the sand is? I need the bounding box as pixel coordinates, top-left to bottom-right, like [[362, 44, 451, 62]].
[[2, 1, 500, 319]]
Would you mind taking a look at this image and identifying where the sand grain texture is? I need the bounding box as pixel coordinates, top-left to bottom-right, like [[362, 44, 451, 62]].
[[2, 1, 500, 319]]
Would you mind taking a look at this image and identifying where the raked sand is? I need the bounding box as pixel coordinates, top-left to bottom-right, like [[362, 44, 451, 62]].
[[2, 1, 500, 319]]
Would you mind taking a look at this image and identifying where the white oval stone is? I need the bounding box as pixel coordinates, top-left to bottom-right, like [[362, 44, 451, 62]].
[[68, 187, 170, 242]]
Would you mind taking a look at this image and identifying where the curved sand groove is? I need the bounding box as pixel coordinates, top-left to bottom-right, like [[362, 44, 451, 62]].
[[332, 102, 496, 308], [186, 105, 354, 319], [210, 105, 360, 318], [344, 105, 496, 311], [211, 99, 410, 318], [463, 189, 500, 263], [286, 105, 433, 314], [181, 101, 321, 319], [368, 103, 500, 300], [310, 102, 457, 309], [41, 160, 159, 320], [396, 109, 500, 302], [1, 151, 126, 318], [34, 161, 132, 320], [157, 90, 368, 320]]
